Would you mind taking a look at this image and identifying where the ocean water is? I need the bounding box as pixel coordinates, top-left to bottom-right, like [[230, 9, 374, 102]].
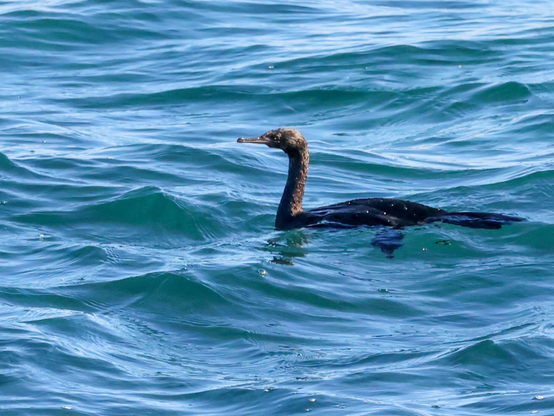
[[1, 0, 554, 414]]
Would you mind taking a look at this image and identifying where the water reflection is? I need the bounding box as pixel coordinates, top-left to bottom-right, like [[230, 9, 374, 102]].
[[263, 227, 407, 263], [264, 230, 309, 265]]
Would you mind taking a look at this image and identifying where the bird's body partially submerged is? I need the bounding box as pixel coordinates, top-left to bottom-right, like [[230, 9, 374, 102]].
[[238, 128, 522, 254], [302, 198, 446, 229]]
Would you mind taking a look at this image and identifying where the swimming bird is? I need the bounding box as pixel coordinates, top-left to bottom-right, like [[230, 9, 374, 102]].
[[238, 128, 522, 255]]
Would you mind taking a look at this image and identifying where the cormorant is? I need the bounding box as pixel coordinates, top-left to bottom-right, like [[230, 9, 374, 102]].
[[238, 128, 522, 256]]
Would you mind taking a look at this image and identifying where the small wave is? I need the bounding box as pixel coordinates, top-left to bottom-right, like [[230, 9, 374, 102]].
[[66, 271, 231, 314], [0, 151, 43, 180], [473, 81, 532, 104], [440, 339, 514, 366], [12, 186, 229, 241]]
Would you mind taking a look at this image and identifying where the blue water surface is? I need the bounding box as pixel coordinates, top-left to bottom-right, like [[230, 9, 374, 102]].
[[1, 0, 554, 414]]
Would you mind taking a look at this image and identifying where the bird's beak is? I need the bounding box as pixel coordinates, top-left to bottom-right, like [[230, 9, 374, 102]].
[[237, 136, 270, 145]]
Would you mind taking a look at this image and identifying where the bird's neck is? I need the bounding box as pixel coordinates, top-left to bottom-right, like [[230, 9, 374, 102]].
[[275, 147, 309, 230]]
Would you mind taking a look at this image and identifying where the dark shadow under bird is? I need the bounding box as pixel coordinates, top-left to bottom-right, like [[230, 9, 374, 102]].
[[238, 128, 522, 257]]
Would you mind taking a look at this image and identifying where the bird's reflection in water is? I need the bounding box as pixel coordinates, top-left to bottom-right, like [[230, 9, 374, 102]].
[[264, 230, 309, 265], [263, 227, 409, 264], [370, 228, 405, 259]]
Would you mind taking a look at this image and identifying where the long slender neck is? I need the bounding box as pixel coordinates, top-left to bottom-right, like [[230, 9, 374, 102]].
[[275, 147, 309, 230]]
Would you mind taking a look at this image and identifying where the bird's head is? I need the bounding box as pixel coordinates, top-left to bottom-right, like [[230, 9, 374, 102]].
[[238, 128, 307, 154]]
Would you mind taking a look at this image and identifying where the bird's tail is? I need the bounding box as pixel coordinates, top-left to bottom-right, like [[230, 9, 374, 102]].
[[438, 212, 523, 229]]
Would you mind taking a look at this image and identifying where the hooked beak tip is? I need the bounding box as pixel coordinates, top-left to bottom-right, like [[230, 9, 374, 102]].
[[237, 136, 269, 145]]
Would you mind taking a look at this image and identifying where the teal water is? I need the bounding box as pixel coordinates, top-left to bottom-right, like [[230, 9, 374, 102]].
[[1, 0, 554, 414]]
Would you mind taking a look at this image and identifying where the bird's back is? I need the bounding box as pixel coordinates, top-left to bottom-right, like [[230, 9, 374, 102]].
[[304, 198, 447, 228]]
